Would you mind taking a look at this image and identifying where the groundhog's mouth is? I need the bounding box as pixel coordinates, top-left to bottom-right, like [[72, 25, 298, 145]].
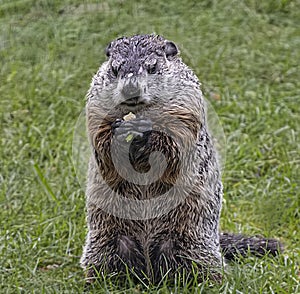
[[120, 96, 145, 106], [120, 101, 145, 107], [119, 101, 149, 112]]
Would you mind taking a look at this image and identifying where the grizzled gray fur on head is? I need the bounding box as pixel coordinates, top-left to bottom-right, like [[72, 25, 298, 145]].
[[105, 34, 179, 76], [81, 34, 283, 285]]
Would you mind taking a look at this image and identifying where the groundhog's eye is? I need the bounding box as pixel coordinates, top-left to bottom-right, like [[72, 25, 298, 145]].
[[146, 60, 157, 74], [111, 61, 121, 77], [111, 65, 119, 77]]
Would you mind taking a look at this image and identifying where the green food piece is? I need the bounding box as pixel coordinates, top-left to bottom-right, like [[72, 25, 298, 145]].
[[125, 133, 133, 142]]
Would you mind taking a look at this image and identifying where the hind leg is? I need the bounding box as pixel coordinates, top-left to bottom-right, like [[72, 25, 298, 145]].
[[149, 234, 223, 283], [81, 229, 146, 283]]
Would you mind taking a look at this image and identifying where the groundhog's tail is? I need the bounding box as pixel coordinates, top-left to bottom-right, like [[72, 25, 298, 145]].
[[219, 232, 283, 261]]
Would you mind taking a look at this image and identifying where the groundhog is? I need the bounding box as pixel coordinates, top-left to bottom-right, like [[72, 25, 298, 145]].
[[80, 34, 282, 283]]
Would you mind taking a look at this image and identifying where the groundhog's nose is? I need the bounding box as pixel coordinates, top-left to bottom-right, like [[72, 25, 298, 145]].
[[121, 77, 142, 103]]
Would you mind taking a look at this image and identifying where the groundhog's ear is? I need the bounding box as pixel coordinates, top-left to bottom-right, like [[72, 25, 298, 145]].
[[105, 42, 113, 57], [164, 41, 179, 59]]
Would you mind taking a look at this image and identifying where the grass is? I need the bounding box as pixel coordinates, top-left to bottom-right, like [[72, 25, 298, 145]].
[[0, 0, 299, 292]]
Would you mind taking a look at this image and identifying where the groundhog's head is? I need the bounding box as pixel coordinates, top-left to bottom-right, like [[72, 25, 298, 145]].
[[88, 34, 201, 115]]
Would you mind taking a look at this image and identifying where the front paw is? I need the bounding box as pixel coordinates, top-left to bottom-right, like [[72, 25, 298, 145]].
[[112, 117, 152, 143]]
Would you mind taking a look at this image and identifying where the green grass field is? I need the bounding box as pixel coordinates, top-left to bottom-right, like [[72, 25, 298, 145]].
[[1, 0, 299, 292]]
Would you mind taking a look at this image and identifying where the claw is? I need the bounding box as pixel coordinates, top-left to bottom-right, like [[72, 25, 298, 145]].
[[111, 118, 124, 134]]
